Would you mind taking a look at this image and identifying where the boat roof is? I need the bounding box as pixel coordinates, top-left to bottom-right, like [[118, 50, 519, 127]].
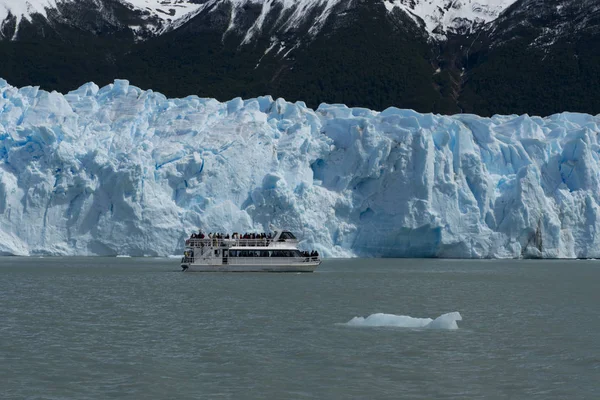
[[229, 246, 299, 251]]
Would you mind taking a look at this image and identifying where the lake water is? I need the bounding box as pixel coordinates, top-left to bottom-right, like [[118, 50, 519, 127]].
[[1, 258, 599, 399]]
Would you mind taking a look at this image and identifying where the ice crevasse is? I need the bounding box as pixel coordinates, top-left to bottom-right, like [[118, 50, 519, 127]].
[[1, 78, 600, 258]]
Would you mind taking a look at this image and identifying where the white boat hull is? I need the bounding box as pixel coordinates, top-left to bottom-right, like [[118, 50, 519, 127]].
[[182, 262, 320, 273]]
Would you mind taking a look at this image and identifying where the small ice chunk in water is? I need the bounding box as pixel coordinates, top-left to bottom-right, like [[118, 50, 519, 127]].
[[426, 312, 462, 330], [347, 313, 433, 328], [346, 312, 462, 330]]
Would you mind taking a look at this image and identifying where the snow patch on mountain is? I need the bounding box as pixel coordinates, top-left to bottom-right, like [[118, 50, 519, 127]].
[[223, 0, 344, 43], [0, 0, 206, 38], [121, 0, 346, 38], [385, 0, 518, 39], [0, 0, 204, 23], [120, 0, 203, 21], [220, 0, 518, 41], [2, 78, 600, 258], [217, 0, 519, 41], [0, 0, 58, 28]]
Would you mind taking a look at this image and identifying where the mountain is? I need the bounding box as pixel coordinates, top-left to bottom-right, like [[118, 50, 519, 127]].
[[0, 0, 599, 115], [460, 0, 600, 116], [0, 0, 205, 38], [0, 0, 519, 38], [2, 79, 600, 258], [386, 0, 519, 39]]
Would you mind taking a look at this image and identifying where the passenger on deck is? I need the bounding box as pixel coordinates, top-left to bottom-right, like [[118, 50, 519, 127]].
[[199, 232, 205, 239]]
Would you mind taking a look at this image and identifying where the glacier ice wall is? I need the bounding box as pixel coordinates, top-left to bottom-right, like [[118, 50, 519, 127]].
[[1, 78, 600, 258]]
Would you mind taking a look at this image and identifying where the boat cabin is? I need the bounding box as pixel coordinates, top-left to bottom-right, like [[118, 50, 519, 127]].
[[182, 230, 316, 267]]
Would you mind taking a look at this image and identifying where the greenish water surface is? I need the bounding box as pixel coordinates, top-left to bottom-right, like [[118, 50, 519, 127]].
[[1, 257, 599, 399]]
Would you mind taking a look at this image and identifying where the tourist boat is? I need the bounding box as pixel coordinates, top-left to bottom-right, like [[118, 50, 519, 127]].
[[181, 230, 321, 272]]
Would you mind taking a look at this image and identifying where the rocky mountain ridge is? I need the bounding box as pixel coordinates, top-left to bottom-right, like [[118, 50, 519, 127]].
[[0, 0, 598, 116], [0, 0, 519, 41]]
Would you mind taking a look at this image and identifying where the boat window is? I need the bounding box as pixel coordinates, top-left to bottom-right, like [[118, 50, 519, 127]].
[[280, 232, 296, 240], [271, 250, 295, 257]]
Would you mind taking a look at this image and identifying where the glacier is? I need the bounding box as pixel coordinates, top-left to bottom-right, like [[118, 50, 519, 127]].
[[1, 78, 600, 258]]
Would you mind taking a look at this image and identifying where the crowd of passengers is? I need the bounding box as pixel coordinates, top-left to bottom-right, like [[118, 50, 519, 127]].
[[189, 231, 273, 240]]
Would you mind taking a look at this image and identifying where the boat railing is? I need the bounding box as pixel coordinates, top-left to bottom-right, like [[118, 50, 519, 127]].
[[181, 256, 319, 265], [228, 256, 319, 265], [185, 238, 298, 248]]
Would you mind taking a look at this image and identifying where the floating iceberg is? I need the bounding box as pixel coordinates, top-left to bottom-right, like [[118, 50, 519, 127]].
[[1, 78, 600, 258], [346, 312, 462, 330]]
